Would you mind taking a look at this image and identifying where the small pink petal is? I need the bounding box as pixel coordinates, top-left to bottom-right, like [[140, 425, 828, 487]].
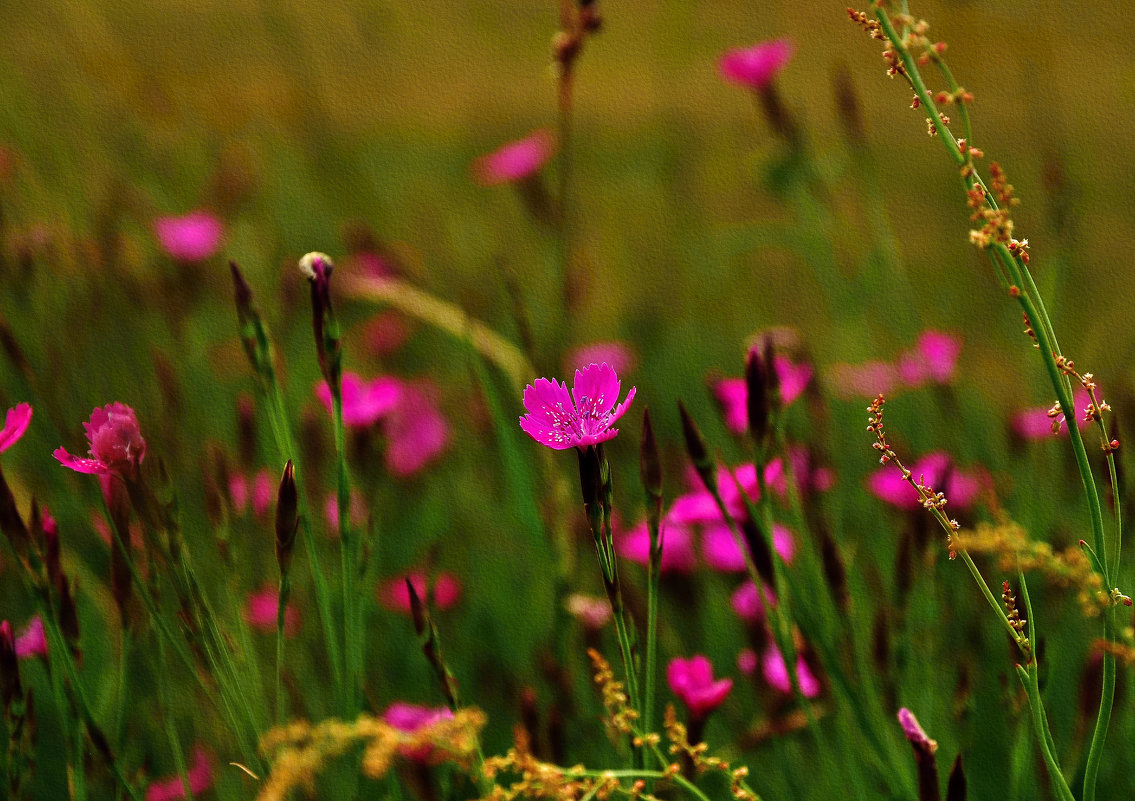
[[617, 520, 698, 573], [53, 447, 110, 475], [564, 342, 636, 377], [773, 355, 812, 405], [737, 648, 758, 675], [15, 616, 47, 659], [251, 468, 274, 519], [145, 745, 214, 801], [228, 473, 250, 514], [761, 644, 820, 697], [916, 331, 962, 384], [317, 372, 403, 428], [667, 655, 733, 716], [0, 403, 32, 453], [153, 211, 224, 262], [719, 39, 794, 90], [731, 581, 777, 622], [473, 129, 556, 186], [385, 382, 451, 477]]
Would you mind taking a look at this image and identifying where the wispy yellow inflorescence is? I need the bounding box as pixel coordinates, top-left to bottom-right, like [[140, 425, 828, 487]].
[[255, 709, 486, 801]]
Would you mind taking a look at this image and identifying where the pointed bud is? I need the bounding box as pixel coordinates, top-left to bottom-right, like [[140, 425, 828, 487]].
[[945, 754, 966, 801], [275, 460, 298, 576], [406, 578, 428, 638], [739, 516, 775, 592], [639, 407, 662, 501], [33, 503, 61, 589], [832, 64, 867, 144], [898, 708, 940, 801], [745, 344, 771, 446], [678, 401, 716, 493], [230, 260, 262, 371], [299, 252, 342, 392], [0, 620, 20, 709], [237, 393, 257, 468]]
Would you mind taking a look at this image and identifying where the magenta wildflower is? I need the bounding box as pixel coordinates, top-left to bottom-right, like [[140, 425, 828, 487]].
[[761, 643, 820, 697], [379, 571, 462, 615], [519, 363, 636, 450], [719, 39, 794, 90], [244, 588, 299, 635], [145, 745, 214, 801], [898, 331, 962, 386], [153, 211, 223, 262], [473, 129, 556, 186], [667, 655, 733, 717], [384, 381, 451, 477], [617, 520, 698, 573], [316, 371, 402, 428], [14, 616, 46, 659], [564, 342, 636, 378], [54, 403, 146, 478], [868, 451, 985, 510], [737, 648, 758, 675], [0, 403, 32, 453]]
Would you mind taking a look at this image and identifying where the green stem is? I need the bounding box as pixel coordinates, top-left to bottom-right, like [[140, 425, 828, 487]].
[[1016, 664, 1076, 801], [275, 570, 291, 726], [332, 392, 359, 713]]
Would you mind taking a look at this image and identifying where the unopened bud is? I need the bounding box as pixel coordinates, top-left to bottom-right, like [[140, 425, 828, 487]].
[[639, 407, 662, 503], [275, 460, 298, 576], [677, 401, 715, 493]]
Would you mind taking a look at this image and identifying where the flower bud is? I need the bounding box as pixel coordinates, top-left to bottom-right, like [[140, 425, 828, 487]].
[[274, 460, 298, 576]]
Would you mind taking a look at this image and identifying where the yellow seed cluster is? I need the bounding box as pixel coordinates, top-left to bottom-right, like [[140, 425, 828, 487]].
[[587, 648, 639, 737], [663, 706, 760, 801], [255, 709, 487, 801]]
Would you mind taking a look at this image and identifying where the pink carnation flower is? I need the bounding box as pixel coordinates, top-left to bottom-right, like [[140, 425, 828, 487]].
[[473, 129, 556, 186], [719, 39, 794, 90], [667, 655, 733, 717], [384, 382, 451, 477], [0, 403, 32, 453], [145, 745, 213, 801], [761, 643, 820, 697], [15, 615, 47, 659], [153, 211, 223, 262], [379, 571, 462, 614], [617, 520, 698, 573], [54, 403, 146, 478], [244, 588, 299, 636], [868, 451, 984, 510], [519, 363, 636, 450], [316, 371, 403, 428]]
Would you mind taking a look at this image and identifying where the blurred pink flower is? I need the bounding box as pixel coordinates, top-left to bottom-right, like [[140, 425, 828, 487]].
[[145, 745, 213, 801], [385, 382, 451, 477], [15, 615, 47, 659], [379, 570, 462, 614], [566, 593, 612, 629], [383, 702, 455, 762], [713, 356, 812, 435], [829, 360, 900, 399], [868, 451, 984, 510], [473, 129, 556, 186], [153, 211, 223, 262], [244, 588, 299, 636], [763, 449, 836, 497], [896, 332, 961, 386], [719, 39, 794, 90], [519, 363, 636, 450], [702, 522, 795, 572], [54, 403, 146, 478], [362, 312, 412, 356], [564, 342, 636, 378], [316, 371, 403, 428], [731, 581, 777, 623], [1014, 388, 1092, 439], [761, 644, 820, 697], [251, 468, 274, 519], [0, 403, 32, 453], [324, 489, 368, 532], [737, 648, 758, 675], [228, 472, 250, 514], [667, 655, 733, 717], [617, 520, 698, 573]]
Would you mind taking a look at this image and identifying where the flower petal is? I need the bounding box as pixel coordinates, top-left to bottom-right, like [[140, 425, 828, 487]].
[[0, 403, 32, 453]]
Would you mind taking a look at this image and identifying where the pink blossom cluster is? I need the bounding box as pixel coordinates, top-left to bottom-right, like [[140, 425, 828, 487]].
[[316, 370, 452, 476], [829, 331, 962, 398]]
